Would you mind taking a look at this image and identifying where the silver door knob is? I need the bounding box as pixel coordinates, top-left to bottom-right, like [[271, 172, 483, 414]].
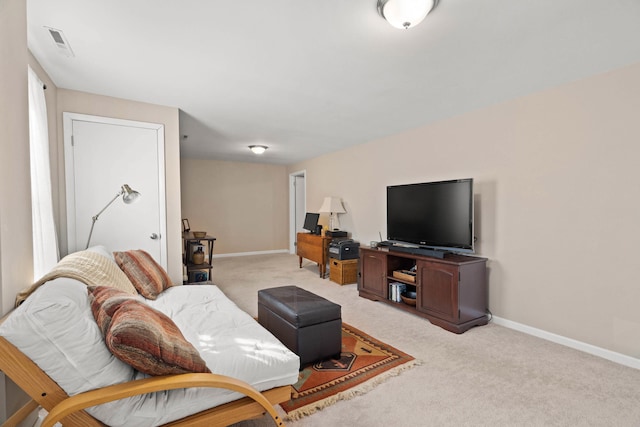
[[150, 233, 159, 240]]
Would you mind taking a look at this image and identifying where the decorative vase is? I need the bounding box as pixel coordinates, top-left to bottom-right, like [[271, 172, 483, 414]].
[[192, 248, 205, 265]]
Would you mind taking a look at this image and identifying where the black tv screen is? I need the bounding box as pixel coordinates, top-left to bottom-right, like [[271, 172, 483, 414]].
[[387, 178, 474, 253], [303, 213, 319, 233]]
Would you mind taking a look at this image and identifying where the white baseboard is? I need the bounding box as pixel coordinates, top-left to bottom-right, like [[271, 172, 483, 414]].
[[213, 249, 289, 259], [492, 316, 640, 370]]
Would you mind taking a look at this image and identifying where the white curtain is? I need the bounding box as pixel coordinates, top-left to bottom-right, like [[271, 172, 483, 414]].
[[28, 66, 59, 278]]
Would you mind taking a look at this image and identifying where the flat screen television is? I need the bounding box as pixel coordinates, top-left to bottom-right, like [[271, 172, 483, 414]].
[[302, 212, 320, 233], [387, 178, 474, 254]]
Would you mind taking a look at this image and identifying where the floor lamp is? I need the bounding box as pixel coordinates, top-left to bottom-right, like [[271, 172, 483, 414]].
[[85, 184, 141, 249]]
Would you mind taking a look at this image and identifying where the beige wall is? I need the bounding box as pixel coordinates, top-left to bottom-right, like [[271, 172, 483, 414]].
[[0, 0, 33, 316], [289, 61, 640, 360], [180, 159, 289, 255], [0, 0, 38, 423], [55, 90, 183, 283]]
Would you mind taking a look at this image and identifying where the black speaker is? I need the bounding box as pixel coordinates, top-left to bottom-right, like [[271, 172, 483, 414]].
[[314, 225, 323, 235]]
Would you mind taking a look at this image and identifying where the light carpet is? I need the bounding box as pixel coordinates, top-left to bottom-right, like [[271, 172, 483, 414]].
[[214, 253, 640, 427]]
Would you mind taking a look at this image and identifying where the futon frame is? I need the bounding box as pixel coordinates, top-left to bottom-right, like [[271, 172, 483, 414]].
[[0, 337, 289, 427]]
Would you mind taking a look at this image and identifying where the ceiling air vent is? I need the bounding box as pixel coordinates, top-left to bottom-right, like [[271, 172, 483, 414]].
[[45, 27, 75, 57]]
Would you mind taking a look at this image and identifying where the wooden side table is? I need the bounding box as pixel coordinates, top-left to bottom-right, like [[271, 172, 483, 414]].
[[296, 232, 331, 278]]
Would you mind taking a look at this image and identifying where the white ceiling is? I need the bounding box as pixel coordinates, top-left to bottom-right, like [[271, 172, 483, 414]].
[[28, 0, 640, 165]]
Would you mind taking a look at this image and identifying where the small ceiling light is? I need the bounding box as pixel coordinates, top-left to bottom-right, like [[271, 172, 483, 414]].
[[377, 0, 437, 30], [249, 145, 268, 154]]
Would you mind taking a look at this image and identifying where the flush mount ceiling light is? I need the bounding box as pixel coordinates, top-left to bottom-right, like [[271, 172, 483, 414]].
[[377, 0, 437, 30], [248, 145, 268, 154]]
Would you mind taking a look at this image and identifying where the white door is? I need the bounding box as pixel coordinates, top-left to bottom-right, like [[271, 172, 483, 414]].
[[64, 113, 167, 267]]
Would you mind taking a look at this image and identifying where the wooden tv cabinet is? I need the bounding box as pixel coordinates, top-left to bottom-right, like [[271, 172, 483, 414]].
[[358, 247, 488, 334]]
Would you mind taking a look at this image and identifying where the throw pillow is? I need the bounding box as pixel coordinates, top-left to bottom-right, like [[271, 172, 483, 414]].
[[113, 250, 173, 299], [88, 285, 137, 336], [87, 286, 210, 376]]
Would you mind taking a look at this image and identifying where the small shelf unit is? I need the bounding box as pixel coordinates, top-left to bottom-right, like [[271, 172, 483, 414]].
[[182, 232, 216, 284]]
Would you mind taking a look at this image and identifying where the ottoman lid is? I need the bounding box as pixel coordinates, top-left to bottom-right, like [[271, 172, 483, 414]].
[[258, 286, 341, 328]]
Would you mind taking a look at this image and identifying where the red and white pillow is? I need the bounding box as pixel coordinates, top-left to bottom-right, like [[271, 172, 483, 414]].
[[88, 286, 210, 376], [113, 250, 173, 299]]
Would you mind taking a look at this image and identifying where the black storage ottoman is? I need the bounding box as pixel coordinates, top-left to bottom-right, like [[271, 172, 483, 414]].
[[258, 286, 342, 367]]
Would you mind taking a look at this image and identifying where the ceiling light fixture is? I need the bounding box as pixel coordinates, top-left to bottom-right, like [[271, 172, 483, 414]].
[[249, 145, 268, 154], [377, 0, 437, 30]]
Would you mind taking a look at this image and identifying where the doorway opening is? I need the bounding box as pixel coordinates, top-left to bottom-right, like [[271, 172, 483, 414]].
[[288, 170, 306, 254]]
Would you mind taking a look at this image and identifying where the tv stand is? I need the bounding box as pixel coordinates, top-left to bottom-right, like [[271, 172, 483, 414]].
[[358, 247, 488, 334], [389, 245, 448, 259]]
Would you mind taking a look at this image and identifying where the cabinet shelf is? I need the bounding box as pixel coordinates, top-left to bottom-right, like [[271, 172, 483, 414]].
[[186, 262, 212, 269], [359, 247, 488, 334], [388, 300, 418, 313], [387, 276, 416, 287]]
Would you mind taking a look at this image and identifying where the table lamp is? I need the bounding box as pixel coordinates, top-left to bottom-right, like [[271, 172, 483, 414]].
[[318, 197, 346, 231]]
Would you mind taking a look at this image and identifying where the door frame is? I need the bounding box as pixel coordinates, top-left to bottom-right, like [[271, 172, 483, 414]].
[[63, 113, 167, 265], [288, 170, 306, 254]]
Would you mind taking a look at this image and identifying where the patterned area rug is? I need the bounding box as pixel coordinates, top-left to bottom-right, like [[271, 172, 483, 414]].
[[280, 323, 419, 420]]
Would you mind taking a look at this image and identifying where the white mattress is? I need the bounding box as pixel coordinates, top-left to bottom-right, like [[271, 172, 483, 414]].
[[147, 284, 300, 392], [0, 279, 299, 427]]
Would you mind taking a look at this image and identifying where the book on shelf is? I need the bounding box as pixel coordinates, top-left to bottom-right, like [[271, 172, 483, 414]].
[[388, 282, 406, 302]]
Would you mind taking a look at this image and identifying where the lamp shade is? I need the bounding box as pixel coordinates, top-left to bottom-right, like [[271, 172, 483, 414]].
[[318, 197, 346, 214], [318, 197, 346, 231], [377, 0, 436, 29], [121, 184, 141, 204]]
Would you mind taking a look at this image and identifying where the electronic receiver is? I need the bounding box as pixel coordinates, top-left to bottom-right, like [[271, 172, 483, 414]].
[[328, 239, 360, 260]]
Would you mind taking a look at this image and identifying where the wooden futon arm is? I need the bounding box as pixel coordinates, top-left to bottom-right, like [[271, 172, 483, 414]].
[[41, 373, 285, 427]]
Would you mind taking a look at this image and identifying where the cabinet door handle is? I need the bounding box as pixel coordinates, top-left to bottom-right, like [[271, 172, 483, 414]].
[[150, 233, 159, 240]]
